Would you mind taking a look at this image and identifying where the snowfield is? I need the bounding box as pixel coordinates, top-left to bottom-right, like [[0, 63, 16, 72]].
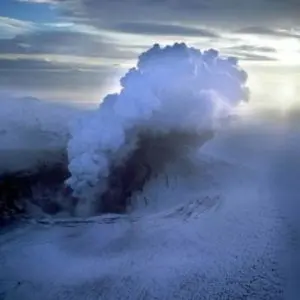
[[0, 119, 291, 299]]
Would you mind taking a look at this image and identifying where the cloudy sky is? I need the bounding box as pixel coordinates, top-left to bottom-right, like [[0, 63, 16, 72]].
[[1, 0, 300, 103]]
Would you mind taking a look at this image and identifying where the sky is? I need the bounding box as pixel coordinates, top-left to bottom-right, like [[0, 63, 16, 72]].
[[0, 0, 300, 103]]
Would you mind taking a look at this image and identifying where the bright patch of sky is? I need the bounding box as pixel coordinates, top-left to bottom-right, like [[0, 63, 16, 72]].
[[0, 0, 59, 23]]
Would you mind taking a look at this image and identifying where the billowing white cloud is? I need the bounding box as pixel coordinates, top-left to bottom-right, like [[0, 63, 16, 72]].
[[67, 43, 248, 215]]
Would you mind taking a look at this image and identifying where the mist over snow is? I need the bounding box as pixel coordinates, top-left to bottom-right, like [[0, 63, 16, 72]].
[[67, 43, 249, 214], [0, 94, 82, 173]]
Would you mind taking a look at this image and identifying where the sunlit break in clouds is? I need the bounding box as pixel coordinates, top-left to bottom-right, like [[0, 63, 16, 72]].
[[0, 0, 299, 103]]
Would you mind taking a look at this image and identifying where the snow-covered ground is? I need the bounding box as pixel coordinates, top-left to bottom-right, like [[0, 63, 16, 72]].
[[1, 110, 297, 299]]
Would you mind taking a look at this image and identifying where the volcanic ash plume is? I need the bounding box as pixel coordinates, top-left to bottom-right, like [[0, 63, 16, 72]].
[[67, 43, 249, 215]]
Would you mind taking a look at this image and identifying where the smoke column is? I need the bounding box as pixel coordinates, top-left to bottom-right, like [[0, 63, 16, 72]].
[[67, 43, 249, 215]]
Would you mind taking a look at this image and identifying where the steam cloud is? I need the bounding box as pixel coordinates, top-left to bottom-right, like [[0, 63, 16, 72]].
[[67, 43, 249, 215]]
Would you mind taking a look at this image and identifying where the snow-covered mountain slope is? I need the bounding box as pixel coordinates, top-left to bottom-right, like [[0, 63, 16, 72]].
[[0, 150, 287, 299], [1, 107, 299, 299]]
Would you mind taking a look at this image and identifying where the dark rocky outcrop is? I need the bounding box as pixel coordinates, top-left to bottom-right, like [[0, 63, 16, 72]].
[[0, 156, 70, 224]]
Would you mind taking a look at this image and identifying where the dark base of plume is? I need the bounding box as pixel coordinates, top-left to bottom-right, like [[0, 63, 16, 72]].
[[99, 130, 214, 214], [0, 130, 213, 223]]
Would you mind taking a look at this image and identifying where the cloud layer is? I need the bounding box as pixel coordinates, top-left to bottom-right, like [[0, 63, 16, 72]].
[[0, 0, 299, 101], [56, 0, 300, 29]]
